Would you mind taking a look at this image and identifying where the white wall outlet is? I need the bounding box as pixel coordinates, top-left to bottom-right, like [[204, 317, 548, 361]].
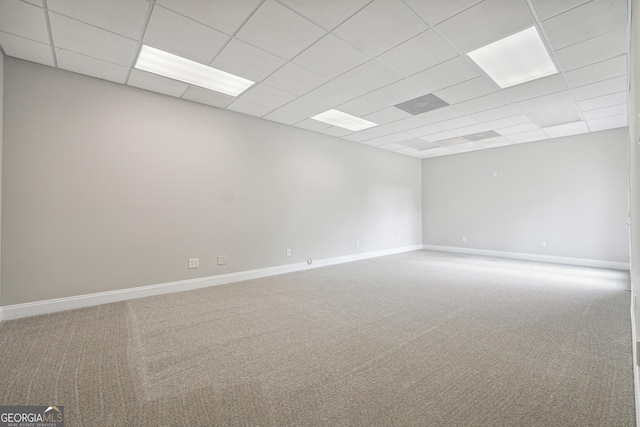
[[397, 235, 401, 242], [540, 241, 546, 248], [286, 248, 291, 257], [188, 258, 199, 269], [461, 236, 467, 242], [217, 255, 227, 265], [492, 170, 503, 178], [356, 240, 360, 247]]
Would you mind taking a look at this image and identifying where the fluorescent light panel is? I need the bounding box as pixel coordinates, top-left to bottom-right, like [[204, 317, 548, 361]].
[[135, 45, 254, 96], [311, 109, 378, 131], [467, 26, 557, 89]]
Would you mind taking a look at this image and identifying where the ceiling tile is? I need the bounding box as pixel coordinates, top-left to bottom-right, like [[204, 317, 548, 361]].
[[0, 31, 53, 66], [270, 97, 330, 121], [516, 91, 581, 127], [22, 0, 43, 5], [377, 29, 458, 77], [343, 78, 426, 115], [277, 0, 371, 31], [529, 0, 590, 20], [582, 103, 627, 120], [571, 76, 627, 101], [496, 122, 539, 135], [0, 0, 49, 44], [227, 99, 274, 117], [156, 0, 262, 35], [421, 131, 457, 143], [474, 136, 512, 148], [236, 0, 325, 60], [56, 48, 129, 83], [361, 132, 414, 147], [262, 62, 328, 96], [485, 114, 533, 130], [47, 0, 149, 39], [555, 26, 627, 71], [127, 69, 189, 97], [454, 92, 513, 115], [399, 138, 441, 150], [587, 113, 627, 128], [542, 121, 589, 138], [262, 109, 304, 125], [434, 76, 497, 104], [293, 34, 369, 79], [542, 0, 627, 51], [435, 0, 534, 53], [344, 124, 399, 142], [564, 55, 627, 88], [577, 91, 627, 111], [211, 38, 286, 82], [362, 107, 412, 125], [305, 79, 366, 106], [332, 59, 404, 97], [451, 123, 491, 137], [320, 126, 353, 137], [293, 118, 332, 131], [588, 119, 627, 132], [432, 136, 469, 146], [508, 129, 548, 143], [333, 0, 427, 57], [238, 84, 297, 109], [402, 105, 467, 125], [143, 6, 228, 64], [49, 13, 138, 66], [414, 147, 455, 158], [403, 0, 481, 26], [402, 124, 445, 138], [335, 96, 379, 117], [378, 143, 405, 151], [472, 105, 525, 122], [448, 142, 483, 152], [435, 115, 478, 130], [501, 74, 567, 103], [410, 56, 479, 93], [182, 86, 236, 108]]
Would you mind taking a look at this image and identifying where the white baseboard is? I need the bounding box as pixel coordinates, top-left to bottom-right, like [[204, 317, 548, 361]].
[[422, 244, 630, 271], [0, 245, 422, 321]]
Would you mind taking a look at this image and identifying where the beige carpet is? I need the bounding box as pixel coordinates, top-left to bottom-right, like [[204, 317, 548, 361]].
[[0, 250, 635, 426]]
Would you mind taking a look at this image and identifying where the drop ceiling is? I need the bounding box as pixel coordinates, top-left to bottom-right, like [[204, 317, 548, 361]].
[[0, 0, 630, 158]]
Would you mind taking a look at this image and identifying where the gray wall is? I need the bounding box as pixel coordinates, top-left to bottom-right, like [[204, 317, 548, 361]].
[[1, 58, 422, 305], [422, 129, 630, 263]]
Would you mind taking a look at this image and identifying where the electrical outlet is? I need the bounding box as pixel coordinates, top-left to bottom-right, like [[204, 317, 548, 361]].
[[356, 240, 360, 247], [540, 241, 546, 248], [217, 255, 227, 265], [397, 235, 401, 242], [461, 236, 467, 242], [286, 248, 291, 257], [189, 258, 199, 269]]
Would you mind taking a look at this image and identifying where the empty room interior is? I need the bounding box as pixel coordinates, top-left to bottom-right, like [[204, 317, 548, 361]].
[[1, 0, 640, 425]]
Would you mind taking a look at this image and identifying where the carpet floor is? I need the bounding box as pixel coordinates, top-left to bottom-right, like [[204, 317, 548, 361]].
[[0, 250, 635, 426]]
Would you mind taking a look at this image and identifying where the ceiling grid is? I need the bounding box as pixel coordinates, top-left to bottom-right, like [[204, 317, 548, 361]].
[[0, 0, 629, 158]]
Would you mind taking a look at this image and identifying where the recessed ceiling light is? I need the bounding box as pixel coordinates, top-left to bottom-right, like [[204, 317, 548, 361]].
[[311, 109, 378, 131], [467, 26, 557, 89], [135, 45, 255, 96]]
